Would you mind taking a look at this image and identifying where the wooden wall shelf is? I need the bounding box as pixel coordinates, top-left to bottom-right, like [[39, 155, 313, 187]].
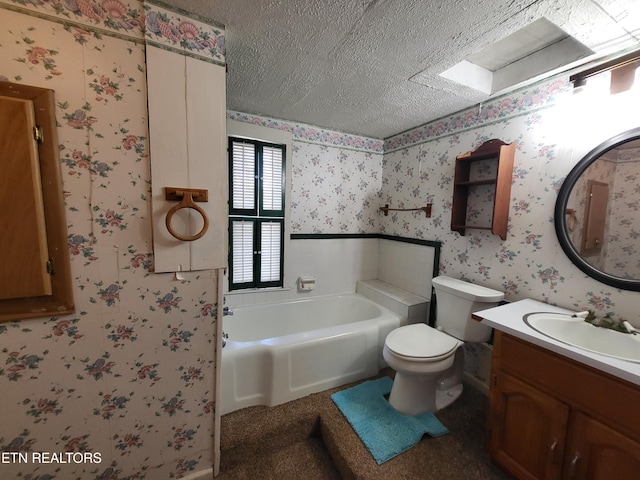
[[451, 139, 515, 241]]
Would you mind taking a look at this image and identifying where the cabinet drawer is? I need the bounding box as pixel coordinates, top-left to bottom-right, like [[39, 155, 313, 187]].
[[494, 332, 640, 442]]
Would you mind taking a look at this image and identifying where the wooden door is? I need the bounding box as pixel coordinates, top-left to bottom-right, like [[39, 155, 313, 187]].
[[565, 412, 640, 480], [0, 95, 51, 299], [580, 180, 608, 255], [490, 372, 569, 480]]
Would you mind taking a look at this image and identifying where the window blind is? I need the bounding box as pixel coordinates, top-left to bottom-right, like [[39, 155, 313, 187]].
[[231, 141, 255, 211], [231, 220, 254, 284], [260, 221, 281, 282], [261, 146, 283, 212]]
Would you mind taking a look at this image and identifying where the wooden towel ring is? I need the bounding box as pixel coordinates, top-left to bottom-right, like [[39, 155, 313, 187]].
[[165, 188, 209, 242]]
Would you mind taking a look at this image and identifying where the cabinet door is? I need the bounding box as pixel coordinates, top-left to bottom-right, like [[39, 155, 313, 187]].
[[565, 412, 640, 480], [490, 373, 569, 480], [147, 46, 227, 272], [0, 95, 51, 299]]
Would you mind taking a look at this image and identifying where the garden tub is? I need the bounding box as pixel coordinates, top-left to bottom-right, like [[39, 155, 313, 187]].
[[220, 293, 405, 414]]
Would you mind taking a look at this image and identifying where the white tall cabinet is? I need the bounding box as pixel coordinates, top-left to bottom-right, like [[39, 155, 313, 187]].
[[146, 45, 228, 273]]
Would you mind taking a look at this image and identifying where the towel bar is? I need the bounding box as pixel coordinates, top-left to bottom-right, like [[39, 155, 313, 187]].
[[379, 204, 432, 217]]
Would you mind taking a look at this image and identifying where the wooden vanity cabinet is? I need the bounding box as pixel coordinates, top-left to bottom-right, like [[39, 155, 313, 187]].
[[489, 331, 640, 480]]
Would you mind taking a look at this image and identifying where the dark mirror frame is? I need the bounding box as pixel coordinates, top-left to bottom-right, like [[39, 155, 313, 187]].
[[555, 126, 640, 291]]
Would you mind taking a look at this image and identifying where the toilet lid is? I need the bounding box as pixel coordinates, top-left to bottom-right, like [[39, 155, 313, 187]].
[[385, 323, 460, 359]]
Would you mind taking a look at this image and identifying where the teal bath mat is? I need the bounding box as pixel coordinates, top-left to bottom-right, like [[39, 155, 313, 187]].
[[331, 376, 448, 464]]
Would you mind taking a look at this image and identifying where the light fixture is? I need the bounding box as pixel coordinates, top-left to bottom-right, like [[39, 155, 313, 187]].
[[570, 49, 640, 95]]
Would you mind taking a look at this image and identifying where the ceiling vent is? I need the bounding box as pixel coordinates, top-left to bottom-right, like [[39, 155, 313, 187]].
[[439, 18, 594, 95]]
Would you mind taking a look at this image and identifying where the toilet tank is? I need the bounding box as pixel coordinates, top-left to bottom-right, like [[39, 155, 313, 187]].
[[432, 276, 504, 342]]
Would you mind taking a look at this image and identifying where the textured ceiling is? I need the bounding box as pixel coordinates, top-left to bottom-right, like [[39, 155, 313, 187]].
[[162, 0, 640, 139]]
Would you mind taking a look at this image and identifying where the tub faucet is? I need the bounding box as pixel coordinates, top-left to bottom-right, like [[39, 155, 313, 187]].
[[222, 331, 229, 347], [223, 306, 233, 316]]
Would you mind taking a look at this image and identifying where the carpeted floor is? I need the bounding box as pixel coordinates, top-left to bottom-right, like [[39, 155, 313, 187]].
[[218, 369, 510, 479]]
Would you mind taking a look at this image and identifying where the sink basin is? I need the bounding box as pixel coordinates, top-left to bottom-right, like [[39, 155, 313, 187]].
[[523, 312, 640, 363]]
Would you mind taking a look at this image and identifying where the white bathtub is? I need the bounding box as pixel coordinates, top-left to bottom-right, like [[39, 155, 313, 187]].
[[220, 293, 406, 415]]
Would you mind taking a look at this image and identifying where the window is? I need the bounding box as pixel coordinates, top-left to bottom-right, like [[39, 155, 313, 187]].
[[228, 137, 285, 290]]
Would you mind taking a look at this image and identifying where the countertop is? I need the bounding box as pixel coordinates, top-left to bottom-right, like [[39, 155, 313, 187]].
[[474, 298, 640, 387]]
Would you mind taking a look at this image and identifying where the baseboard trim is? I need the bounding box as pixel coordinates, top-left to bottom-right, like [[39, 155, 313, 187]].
[[180, 467, 213, 480], [463, 371, 490, 396]]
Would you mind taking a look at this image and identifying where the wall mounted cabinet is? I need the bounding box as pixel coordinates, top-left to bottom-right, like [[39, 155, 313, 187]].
[[489, 331, 640, 479], [451, 139, 515, 240], [146, 46, 227, 272], [0, 82, 74, 322]]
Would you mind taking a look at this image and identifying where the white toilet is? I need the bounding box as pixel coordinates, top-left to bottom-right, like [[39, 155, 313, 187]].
[[383, 275, 504, 415]]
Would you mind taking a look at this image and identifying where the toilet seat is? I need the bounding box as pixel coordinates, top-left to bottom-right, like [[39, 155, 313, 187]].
[[385, 323, 460, 361]]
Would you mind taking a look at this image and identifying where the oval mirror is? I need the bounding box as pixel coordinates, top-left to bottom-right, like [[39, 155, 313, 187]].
[[555, 127, 640, 291]]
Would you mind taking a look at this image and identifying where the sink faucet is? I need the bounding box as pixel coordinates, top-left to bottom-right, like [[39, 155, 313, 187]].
[[583, 309, 615, 328], [583, 309, 631, 333], [584, 309, 597, 323]]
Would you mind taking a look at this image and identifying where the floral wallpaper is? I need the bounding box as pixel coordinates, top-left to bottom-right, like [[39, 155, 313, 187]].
[[227, 110, 384, 153], [2, 1, 640, 478], [1, 0, 225, 65], [143, 0, 225, 65], [226, 112, 385, 234], [3, 0, 146, 37], [0, 2, 223, 479], [290, 143, 382, 234], [379, 81, 640, 323]]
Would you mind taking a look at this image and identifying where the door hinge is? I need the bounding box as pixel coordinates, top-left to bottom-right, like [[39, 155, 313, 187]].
[[34, 125, 44, 144], [491, 374, 497, 389], [46, 258, 55, 275]]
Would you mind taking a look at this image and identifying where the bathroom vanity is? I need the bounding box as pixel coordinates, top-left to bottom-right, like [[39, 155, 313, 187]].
[[475, 299, 640, 480]]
